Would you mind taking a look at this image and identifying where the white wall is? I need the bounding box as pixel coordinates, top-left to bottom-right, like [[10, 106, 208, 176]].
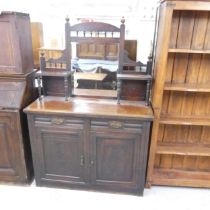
[[0, 0, 158, 63]]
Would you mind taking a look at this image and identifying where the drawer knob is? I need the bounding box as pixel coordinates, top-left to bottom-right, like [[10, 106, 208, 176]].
[[109, 121, 123, 129], [51, 118, 64, 125]]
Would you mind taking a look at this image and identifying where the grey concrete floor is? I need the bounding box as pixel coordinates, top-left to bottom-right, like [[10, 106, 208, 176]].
[[0, 183, 209, 210]]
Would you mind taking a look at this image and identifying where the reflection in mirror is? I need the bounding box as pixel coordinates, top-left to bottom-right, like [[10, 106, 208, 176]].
[[72, 42, 119, 98], [71, 41, 148, 98], [64, 20, 126, 98]]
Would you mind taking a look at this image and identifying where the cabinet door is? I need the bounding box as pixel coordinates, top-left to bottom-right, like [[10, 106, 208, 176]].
[[0, 17, 21, 74], [90, 130, 145, 194], [31, 116, 87, 187], [0, 112, 26, 182]]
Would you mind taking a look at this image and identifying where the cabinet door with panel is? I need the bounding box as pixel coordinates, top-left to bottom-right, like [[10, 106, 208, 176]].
[[0, 111, 27, 182], [90, 120, 149, 195], [30, 115, 87, 187], [0, 17, 20, 74]]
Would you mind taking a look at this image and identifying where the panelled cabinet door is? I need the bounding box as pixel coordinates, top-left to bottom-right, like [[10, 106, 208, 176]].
[[90, 131, 144, 194], [0, 17, 21, 74], [33, 125, 86, 186], [0, 112, 25, 182]]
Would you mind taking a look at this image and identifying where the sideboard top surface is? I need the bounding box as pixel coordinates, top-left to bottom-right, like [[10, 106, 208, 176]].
[[24, 96, 153, 120]]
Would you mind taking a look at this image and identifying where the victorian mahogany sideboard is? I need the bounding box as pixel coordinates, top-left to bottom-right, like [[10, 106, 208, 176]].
[[24, 97, 153, 195]]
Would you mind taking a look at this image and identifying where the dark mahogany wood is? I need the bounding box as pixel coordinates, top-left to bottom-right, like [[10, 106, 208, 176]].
[[0, 71, 37, 183], [0, 12, 37, 184], [33, 119, 86, 185], [36, 70, 71, 99], [24, 96, 153, 195], [90, 124, 148, 194], [120, 80, 147, 101], [0, 11, 34, 74]]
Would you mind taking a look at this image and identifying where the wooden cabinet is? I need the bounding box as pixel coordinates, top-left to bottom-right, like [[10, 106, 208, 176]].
[[0, 11, 33, 74], [147, 0, 210, 188], [25, 97, 153, 195], [0, 12, 37, 183]]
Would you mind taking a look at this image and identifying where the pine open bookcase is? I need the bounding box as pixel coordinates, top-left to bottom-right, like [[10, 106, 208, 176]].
[[147, 0, 210, 188]]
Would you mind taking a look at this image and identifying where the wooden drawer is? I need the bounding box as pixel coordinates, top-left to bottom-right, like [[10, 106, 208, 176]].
[[91, 119, 143, 133], [34, 115, 84, 129]]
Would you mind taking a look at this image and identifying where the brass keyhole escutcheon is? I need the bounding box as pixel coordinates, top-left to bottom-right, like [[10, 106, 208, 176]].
[[51, 118, 64, 125], [109, 121, 123, 129]]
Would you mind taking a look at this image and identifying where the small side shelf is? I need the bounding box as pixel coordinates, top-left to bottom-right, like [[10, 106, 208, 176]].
[[168, 48, 210, 54], [117, 73, 152, 105], [73, 88, 117, 98], [117, 74, 152, 80], [164, 83, 210, 92], [159, 116, 210, 126], [36, 70, 71, 77], [36, 70, 71, 101], [156, 143, 210, 157]]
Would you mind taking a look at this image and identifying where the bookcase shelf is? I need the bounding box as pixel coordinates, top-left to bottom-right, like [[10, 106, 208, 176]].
[[164, 83, 210, 92], [156, 143, 210, 156], [152, 168, 210, 188], [168, 48, 210, 54], [159, 116, 210, 126], [117, 74, 152, 80]]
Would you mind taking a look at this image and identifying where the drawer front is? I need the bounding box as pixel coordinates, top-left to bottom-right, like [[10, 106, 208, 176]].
[[34, 115, 84, 129], [91, 119, 143, 133]]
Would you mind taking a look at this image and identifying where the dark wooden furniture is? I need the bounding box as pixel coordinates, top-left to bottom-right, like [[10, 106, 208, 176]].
[[38, 19, 152, 105], [147, 0, 210, 188], [0, 11, 37, 184], [38, 40, 138, 93], [38, 19, 125, 99], [24, 96, 153, 195], [117, 54, 153, 105], [36, 70, 71, 100], [0, 12, 34, 74], [26, 18, 153, 195]]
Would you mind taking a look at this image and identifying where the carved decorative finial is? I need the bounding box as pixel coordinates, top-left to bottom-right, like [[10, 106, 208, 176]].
[[65, 16, 70, 22], [121, 17, 125, 24]]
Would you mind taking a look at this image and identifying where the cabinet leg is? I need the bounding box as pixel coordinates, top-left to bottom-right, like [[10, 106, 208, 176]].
[[117, 79, 121, 104], [37, 75, 42, 101], [145, 80, 151, 106]]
